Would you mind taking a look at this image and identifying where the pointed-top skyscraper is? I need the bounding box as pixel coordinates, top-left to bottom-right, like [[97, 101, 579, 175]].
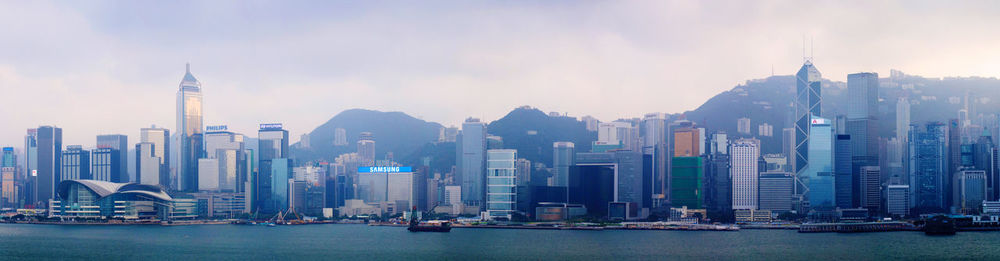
[[794, 60, 821, 196], [177, 63, 204, 192]]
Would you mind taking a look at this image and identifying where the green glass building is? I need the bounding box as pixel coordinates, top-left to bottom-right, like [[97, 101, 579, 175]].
[[670, 156, 703, 209]]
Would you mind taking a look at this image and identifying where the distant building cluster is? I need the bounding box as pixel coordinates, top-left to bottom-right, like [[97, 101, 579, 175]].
[[4, 60, 1000, 225]]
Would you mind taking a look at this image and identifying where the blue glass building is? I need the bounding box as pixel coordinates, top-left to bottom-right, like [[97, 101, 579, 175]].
[[805, 116, 835, 209], [909, 122, 948, 212]]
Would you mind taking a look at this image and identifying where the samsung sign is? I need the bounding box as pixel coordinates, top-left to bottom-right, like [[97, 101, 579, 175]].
[[207, 125, 228, 131], [358, 166, 412, 173], [259, 123, 283, 130]]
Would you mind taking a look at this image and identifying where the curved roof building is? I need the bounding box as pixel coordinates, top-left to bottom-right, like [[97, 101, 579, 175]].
[[51, 180, 177, 220]]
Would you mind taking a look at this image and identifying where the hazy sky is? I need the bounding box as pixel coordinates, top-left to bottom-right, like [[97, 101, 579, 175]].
[[2, 1, 1000, 148]]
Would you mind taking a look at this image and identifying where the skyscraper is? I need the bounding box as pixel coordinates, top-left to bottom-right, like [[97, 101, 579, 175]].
[[705, 132, 731, 219], [672, 120, 700, 157], [958, 169, 987, 214], [834, 134, 853, 208], [204, 126, 247, 192], [731, 138, 760, 210], [847, 72, 879, 209], [91, 148, 119, 182], [896, 98, 911, 143], [642, 113, 668, 204], [28, 126, 62, 207], [257, 123, 289, 213], [140, 126, 170, 188], [670, 156, 703, 209], [552, 142, 575, 187], [96, 134, 128, 183], [486, 149, 517, 219], [758, 172, 794, 212], [886, 184, 910, 217], [177, 63, 204, 192], [459, 118, 486, 208], [136, 142, 160, 186], [805, 116, 834, 209], [61, 146, 90, 180], [860, 166, 881, 214], [334, 128, 348, 146], [909, 122, 948, 212], [794, 61, 822, 192]]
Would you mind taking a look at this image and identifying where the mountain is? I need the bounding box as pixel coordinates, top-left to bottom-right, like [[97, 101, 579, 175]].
[[290, 109, 443, 164], [487, 106, 595, 166]]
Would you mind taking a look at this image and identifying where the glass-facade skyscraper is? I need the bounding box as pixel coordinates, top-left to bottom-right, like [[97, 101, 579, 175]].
[[847, 72, 879, 208], [256, 123, 289, 213], [28, 126, 61, 207], [486, 149, 517, 219], [794, 61, 822, 196], [552, 142, 575, 187], [96, 134, 128, 183], [177, 64, 204, 192], [459, 118, 486, 208], [909, 122, 948, 212], [805, 116, 834, 209]]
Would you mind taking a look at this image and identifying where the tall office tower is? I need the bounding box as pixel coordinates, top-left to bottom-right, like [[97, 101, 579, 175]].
[[91, 148, 119, 182], [140, 126, 170, 188], [642, 113, 668, 204], [896, 98, 911, 142], [704, 132, 731, 220], [672, 120, 700, 157], [973, 136, 999, 201], [909, 122, 948, 212], [958, 169, 987, 214], [581, 116, 599, 132], [886, 184, 910, 217], [357, 132, 375, 166], [177, 64, 204, 192], [96, 134, 128, 182], [860, 166, 881, 214], [670, 156, 703, 209], [552, 142, 575, 186], [135, 142, 161, 186], [486, 149, 517, 219], [333, 128, 348, 146], [710, 132, 729, 155], [783, 128, 795, 173], [28, 126, 61, 207], [1, 147, 15, 208], [299, 133, 311, 149], [758, 172, 794, 212], [834, 134, 853, 208], [257, 123, 289, 213], [737, 118, 751, 135], [60, 146, 90, 181], [515, 158, 532, 186], [794, 61, 822, 192], [459, 118, 487, 208], [758, 123, 774, 137], [847, 72, 880, 208], [947, 119, 961, 210], [204, 126, 247, 192], [444, 185, 462, 206], [595, 121, 633, 152], [804, 116, 834, 209], [731, 138, 760, 210]]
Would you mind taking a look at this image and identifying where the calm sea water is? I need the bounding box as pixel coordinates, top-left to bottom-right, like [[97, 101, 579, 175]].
[[1, 223, 999, 260]]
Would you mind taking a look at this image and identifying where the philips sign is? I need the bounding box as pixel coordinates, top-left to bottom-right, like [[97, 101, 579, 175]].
[[359, 166, 412, 173], [207, 125, 228, 131], [259, 123, 283, 130]]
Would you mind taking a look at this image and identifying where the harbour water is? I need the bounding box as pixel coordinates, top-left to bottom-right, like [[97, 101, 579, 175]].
[[2, 223, 1000, 260]]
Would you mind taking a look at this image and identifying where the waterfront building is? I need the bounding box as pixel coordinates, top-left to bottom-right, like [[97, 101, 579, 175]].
[[672, 120, 700, 157], [96, 134, 129, 183], [191, 192, 247, 218], [886, 184, 910, 217], [804, 116, 835, 209], [794, 60, 822, 180], [198, 158, 220, 191], [670, 156, 703, 209], [758, 172, 793, 212], [860, 166, 881, 214], [177, 64, 204, 192], [49, 179, 174, 220], [641, 113, 668, 205], [27, 126, 62, 207], [257, 123, 289, 213], [958, 169, 987, 214], [834, 134, 853, 208], [552, 142, 575, 186], [486, 149, 517, 220], [1, 166, 15, 208], [356, 167, 415, 214], [731, 138, 760, 210], [459, 118, 487, 208], [91, 148, 120, 182], [444, 185, 461, 206], [61, 146, 90, 181], [847, 73, 880, 208], [515, 158, 531, 186], [139, 126, 170, 188], [203, 127, 247, 192], [705, 132, 731, 220], [909, 122, 948, 212], [570, 151, 647, 219]]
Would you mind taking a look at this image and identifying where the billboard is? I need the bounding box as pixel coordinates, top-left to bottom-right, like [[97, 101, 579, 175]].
[[358, 166, 412, 173]]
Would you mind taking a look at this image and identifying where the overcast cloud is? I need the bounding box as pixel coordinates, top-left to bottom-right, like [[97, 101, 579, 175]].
[[1, 0, 999, 148]]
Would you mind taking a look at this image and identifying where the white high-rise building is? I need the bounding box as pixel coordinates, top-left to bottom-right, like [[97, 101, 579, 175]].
[[731, 138, 760, 210], [334, 128, 348, 146], [138, 126, 169, 187], [737, 118, 752, 135]]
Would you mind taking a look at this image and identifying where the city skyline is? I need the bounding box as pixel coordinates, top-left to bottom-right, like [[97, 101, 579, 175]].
[[4, 1, 1000, 146]]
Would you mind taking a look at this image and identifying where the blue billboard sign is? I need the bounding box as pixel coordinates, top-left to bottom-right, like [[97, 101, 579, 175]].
[[358, 166, 412, 173]]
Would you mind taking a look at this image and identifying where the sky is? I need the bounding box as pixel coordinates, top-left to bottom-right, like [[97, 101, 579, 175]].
[[1, 0, 1000, 148]]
